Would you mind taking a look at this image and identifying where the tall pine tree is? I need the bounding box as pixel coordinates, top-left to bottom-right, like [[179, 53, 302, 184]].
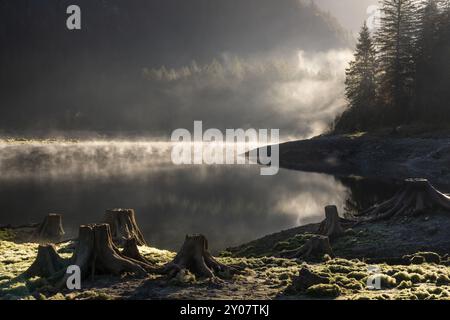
[[414, 0, 450, 121], [375, 0, 420, 117], [335, 22, 377, 131], [434, 0, 450, 121], [415, 0, 441, 116], [345, 22, 377, 111]]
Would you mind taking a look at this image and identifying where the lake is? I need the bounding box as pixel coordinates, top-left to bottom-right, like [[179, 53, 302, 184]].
[[0, 140, 408, 252]]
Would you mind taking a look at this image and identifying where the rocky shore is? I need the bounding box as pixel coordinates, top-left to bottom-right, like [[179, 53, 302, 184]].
[[277, 132, 450, 187]]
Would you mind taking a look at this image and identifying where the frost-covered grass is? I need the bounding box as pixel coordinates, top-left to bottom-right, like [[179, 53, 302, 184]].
[[0, 240, 76, 300], [0, 240, 40, 300], [139, 245, 175, 265], [1, 237, 450, 300], [282, 256, 450, 300]]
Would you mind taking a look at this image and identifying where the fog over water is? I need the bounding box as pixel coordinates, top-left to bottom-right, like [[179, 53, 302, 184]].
[[0, 140, 356, 252]]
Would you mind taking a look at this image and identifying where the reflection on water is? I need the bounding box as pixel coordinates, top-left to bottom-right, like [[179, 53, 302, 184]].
[[0, 140, 397, 252]]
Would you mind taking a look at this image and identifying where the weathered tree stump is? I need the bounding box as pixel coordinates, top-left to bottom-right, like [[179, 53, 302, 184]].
[[24, 244, 66, 278], [71, 224, 147, 277], [281, 235, 333, 262], [104, 209, 147, 246], [23, 224, 149, 283], [32, 214, 65, 242], [318, 205, 345, 240], [356, 178, 450, 221], [163, 234, 233, 279]]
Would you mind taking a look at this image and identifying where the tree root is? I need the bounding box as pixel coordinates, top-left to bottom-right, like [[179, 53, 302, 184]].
[[356, 178, 450, 222], [280, 235, 333, 262]]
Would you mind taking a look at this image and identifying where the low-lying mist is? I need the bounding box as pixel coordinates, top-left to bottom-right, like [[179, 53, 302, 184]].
[[141, 50, 353, 139], [0, 140, 350, 251]]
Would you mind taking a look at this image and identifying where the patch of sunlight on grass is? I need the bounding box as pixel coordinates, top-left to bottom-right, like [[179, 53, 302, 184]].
[[139, 246, 176, 265]]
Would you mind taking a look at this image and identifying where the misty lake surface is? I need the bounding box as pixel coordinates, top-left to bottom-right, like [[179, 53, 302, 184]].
[[0, 140, 411, 252]]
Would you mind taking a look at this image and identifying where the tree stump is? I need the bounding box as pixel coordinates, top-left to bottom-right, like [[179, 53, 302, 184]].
[[163, 234, 233, 279], [32, 214, 65, 242], [318, 205, 345, 240], [281, 235, 333, 262], [72, 224, 147, 277], [104, 209, 147, 246], [356, 178, 450, 221], [23, 224, 149, 284], [24, 244, 66, 278]]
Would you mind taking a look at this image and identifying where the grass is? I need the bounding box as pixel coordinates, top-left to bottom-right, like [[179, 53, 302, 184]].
[[282, 256, 450, 300], [307, 284, 341, 298], [1, 235, 450, 300]]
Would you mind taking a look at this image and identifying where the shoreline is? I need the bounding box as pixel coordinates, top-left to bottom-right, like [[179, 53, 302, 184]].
[[276, 132, 450, 187]]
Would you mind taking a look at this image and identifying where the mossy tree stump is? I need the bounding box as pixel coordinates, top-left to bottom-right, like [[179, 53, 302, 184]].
[[104, 209, 147, 246], [356, 178, 450, 221], [163, 234, 233, 279], [318, 205, 345, 240], [32, 214, 65, 242]]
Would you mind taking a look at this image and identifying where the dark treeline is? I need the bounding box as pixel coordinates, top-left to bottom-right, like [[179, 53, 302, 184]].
[[335, 0, 450, 132]]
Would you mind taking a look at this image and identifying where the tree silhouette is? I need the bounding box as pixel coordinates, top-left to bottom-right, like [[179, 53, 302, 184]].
[[375, 0, 420, 116], [335, 22, 377, 131], [347, 23, 377, 107]]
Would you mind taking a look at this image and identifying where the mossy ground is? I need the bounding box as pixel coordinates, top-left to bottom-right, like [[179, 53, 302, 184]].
[[283, 257, 450, 300], [1, 235, 450, 300], [227, 212, 450, 262]]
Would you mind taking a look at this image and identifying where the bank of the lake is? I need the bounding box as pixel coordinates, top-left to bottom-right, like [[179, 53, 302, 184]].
[[277, 130, 450, 187]]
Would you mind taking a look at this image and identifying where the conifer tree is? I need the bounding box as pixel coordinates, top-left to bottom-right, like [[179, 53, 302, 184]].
[[345, 22, 377, 111], [415, 0, 441, 113], [375, 0, 420, 114]]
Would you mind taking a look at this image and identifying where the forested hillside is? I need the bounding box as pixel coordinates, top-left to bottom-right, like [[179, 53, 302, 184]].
[[335, 0, 450, 132]]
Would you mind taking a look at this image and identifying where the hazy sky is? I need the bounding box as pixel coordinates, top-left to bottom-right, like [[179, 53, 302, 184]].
[[0, 0, 355, 139], [0, 0, 380, 139], [315, 0, 379, 35]]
